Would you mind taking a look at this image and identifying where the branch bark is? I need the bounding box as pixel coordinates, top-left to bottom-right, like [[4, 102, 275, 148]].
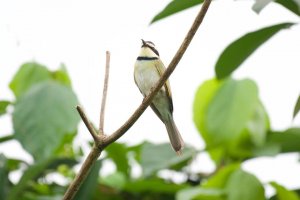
[[63, 1, 212, 199]]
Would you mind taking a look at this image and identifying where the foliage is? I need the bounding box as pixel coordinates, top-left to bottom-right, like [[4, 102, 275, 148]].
[[1, 1, 300, 200]]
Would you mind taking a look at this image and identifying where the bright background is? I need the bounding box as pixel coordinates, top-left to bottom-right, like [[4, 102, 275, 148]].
[[1, 0, 300, 195]]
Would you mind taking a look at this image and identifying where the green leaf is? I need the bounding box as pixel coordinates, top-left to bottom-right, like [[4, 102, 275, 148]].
[[0, 134, 14, 144], [74, 160, 101, 200], [205, 79, 259, 146], [101, 172, 127, 190], [0, 154, 10, 200], [193, 79, 223, 145], [176, 187, 225, 200], [203, 163, 240, 188], [276, 0, 300, 16], [215, 23, 295, 79], [7, 158, 77, 200], [270, 182, 300, 200], [13, 81, 79, 160], [124, 178, 187, 194], [9, 62, 52, 98], [226, 169, 265, 200], [140, 142, 197, 177], [0, 100, 10, 116], [51, 64, 72, 87], [105, 142, 130, 177], [293, 95, 300, 119], [267, 128, 300, 153], [252, 0, 275, 13], [151, 0, 203, 24]]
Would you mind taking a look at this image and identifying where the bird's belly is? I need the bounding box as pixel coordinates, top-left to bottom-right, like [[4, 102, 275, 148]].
[[134, 63, 163, 96]]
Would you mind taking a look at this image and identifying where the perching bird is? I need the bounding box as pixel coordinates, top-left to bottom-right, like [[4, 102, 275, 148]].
[[134, 39, 184, 155]]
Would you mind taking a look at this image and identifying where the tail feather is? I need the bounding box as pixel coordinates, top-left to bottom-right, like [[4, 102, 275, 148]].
[[165, 115, 184, 155]]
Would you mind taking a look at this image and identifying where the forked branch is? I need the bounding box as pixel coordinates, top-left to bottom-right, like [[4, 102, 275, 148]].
[[63, 1, 212, 199]]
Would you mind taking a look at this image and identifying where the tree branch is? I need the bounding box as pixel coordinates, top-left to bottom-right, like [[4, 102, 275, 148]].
[[103, 0, 212, 147], [99, 51, 110, 134], [63, 1, 212, 199]]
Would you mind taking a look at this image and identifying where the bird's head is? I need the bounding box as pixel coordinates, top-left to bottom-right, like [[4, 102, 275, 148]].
[[140, 39, 160, 57]]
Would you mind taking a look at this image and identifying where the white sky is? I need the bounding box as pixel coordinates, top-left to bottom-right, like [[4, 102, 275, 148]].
[[1, 0, 300, 195]]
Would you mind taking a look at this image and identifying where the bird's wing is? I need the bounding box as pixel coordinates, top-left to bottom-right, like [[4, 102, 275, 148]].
[[154, 59, 173, 113]]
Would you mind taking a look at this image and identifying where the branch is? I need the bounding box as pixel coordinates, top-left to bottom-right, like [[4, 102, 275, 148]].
[[99, 51, 110, 134], [63, 1, 212, 199], [103, 0, 212, 147]]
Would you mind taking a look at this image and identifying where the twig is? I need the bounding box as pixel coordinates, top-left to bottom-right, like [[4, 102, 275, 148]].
[[99, 51, 110, 134], [76, 106, 99, 143], [63, 145, 101, 200], [103, 0, 212, 147], [63, 1, 212, 199]]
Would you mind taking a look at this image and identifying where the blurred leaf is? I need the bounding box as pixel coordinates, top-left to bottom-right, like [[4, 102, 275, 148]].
[[51, 64, 72, 87], [176, 187, 225, 200], [105, 143, 130, 177], [124, 178, 187, 194], [293, 95, 300, 119], [205, 79, 258, 146], [0, 134, 14, 144], [276, 0, 300, 16], [267, 128, 300, 153], [13, 81, 79, 160], [8, 158, 77, 200], [74, 160, 101, 200], [193, 79, 223, 146], [141, 142, 196, 177], [0, 154, 10, 200], [226, 169, 265, 200], [215, 23, 294, 79], [270, 182, 300, 200], [101, 172, 127, 190], [0, 100, 10, 116], [246, 102, 269, 147], [252, 143, 281, 157], [151, 0, 203, 24], [252, 0, 275, 13], [203, 163, 240, 188], [9, 63, 51, 98]]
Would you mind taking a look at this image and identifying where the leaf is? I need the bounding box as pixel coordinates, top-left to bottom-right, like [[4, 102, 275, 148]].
[[140, 142, 196, 177], [124, 178, 187, 194], [267, 128, 300, 153], [176, 187, 225, 200], [101, 172, 127, 190], [215, 23, 295, 79], [51, 64, 72, 87], [252, 0, 275, 13], [203, 163, 240, 188], [193, 79, 223, 145], [293, 95, 300, 119], [0, 154, 10, 200], [74, 161, 101, 200], [270, 182, 300, 200], [0, 100, 10, 116], [275, 0, 300, 16], [205, 79, 259, 146], [226, 169, 265, 200], [7, 158, 77, 200], [151, 0, 203, 24], [9, 62, 52, 98], [105, 142, 130, 177], [13, 81, 80, 160]]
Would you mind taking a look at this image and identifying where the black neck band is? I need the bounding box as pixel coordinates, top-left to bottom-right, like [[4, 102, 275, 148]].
[[137, 56, 158, 61]]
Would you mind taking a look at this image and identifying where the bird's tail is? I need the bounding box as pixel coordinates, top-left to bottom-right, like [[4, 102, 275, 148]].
[[165, 115, 184, 155]]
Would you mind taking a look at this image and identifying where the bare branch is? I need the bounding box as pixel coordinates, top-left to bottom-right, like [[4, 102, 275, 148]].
[[62, 145, 101, 200], [99, 51, 111, 134], [103, 0, 212, 147], [76, 105, 99, 142]]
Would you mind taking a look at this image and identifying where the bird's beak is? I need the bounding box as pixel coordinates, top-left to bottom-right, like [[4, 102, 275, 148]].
[[141, 39, 146, 46]]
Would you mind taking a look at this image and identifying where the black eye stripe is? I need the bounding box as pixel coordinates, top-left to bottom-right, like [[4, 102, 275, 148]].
[[148, 45, 159, 56]]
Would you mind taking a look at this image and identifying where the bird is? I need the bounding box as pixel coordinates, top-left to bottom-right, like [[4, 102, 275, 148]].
[[134, 39, 184, 155]]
